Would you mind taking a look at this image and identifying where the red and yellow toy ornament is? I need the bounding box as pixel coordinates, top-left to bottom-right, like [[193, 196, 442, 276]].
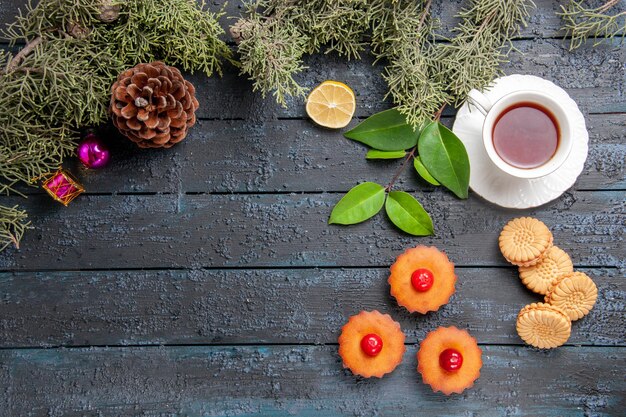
[[41, 168, 84, 206]]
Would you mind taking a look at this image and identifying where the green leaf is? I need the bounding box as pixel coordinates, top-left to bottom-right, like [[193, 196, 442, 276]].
[[418, 121, 470, 199], [385, 191, 434, 236], [366, 150, 407, 160], [413, 156, 440, 186], [329, 182, 386, 225], [344, 108, 419, 151]]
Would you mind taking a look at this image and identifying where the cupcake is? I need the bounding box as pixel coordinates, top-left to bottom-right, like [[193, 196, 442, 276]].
[[417, 326, 482, 395], [338, 310, 405, 378], [388, 246, 456, 314]]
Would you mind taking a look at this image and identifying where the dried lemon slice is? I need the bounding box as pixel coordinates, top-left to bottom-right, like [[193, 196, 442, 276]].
[[306, 81, 356, 128]]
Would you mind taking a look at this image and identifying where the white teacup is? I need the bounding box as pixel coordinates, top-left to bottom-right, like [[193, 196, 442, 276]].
[[467, 89, 574, 179]]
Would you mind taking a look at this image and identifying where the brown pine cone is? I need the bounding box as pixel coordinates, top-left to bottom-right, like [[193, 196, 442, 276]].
[[110, 61, 200, 148]]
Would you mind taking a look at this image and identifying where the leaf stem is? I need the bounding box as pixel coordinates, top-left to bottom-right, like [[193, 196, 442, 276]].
[[385, 147, 416, 192], [433, 103, 446, 122], [385, 102, 446, 192]]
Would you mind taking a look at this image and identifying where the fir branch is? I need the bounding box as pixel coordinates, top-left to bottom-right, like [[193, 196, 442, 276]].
[[0, 0, 232, 252], [4, 36, 43, 73], [3, 0, 101, 44], [232, 15, 309, 106], [436, 0, 535, 106], [101, 0, 234, 76], [232, 0, 371, 104], [559, 0, 626, 50], [286, 0, 370, 59], [373, 0, 449, 128], [1, 0, 233, 192], [234, 0, 533, 126], [0, 205, 31, 251]]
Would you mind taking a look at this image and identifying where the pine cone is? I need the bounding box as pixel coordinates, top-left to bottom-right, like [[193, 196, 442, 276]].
[[110, 61, 200, 148]]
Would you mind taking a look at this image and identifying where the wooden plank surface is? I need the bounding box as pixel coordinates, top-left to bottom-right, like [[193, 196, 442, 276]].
[[1, 0, 624, 415], [186, 38, 626, 119], [48, 114, 621, 195], [0, 191, 623, 270], [0, 267, 622, 348], [1, 345, 624, 416], [2, 42, 623, 195], [7, 102, 625, 196]]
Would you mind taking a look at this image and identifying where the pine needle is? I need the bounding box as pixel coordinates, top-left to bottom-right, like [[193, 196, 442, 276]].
[[0, 205, 30, 251], [233, 0, 534, 124], [436, 0, 535, 107], [559, 0, 626, 50], [233, 14, 309, 106], [0, 0, 232, 251]]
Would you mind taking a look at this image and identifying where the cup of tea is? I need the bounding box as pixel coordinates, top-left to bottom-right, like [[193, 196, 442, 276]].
[[467, 89, 574, 179]]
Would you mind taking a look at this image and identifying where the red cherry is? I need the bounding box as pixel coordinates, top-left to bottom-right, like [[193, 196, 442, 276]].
[[360, 333, 383, 356], [439, 348, 463, 372], [411, 268, 434, 292]]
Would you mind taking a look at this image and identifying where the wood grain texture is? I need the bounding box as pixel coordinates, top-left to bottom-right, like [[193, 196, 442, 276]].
[[8, 113, 625, 195], [0, 267, 622, 348], [175, 115, 626, 193], [1, 345, 624, 416], [0, 191, 623, 270], [0, 0, 624, 415]]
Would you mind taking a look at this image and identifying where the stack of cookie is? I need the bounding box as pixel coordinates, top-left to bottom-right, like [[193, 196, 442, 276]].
[[498, 217, 598, 349]]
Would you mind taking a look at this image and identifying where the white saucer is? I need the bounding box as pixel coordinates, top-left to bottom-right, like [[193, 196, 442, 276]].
[[452, 74, 588, 209]]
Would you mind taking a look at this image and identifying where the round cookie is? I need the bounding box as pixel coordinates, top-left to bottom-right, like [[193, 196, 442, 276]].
[[545, 271, 598, 321], [516, 302, 571, 349], [499, 217, 553, 267], [519, 246, 574, 295], [338, 310, 405, 378]]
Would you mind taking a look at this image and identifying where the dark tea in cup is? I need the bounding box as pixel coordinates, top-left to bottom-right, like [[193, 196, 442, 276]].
[[468, 88, 573, 179], [492, 102, 559, 169]]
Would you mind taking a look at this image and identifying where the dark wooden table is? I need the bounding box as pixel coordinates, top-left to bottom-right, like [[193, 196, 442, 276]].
[[1, 1, 624, 415]]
